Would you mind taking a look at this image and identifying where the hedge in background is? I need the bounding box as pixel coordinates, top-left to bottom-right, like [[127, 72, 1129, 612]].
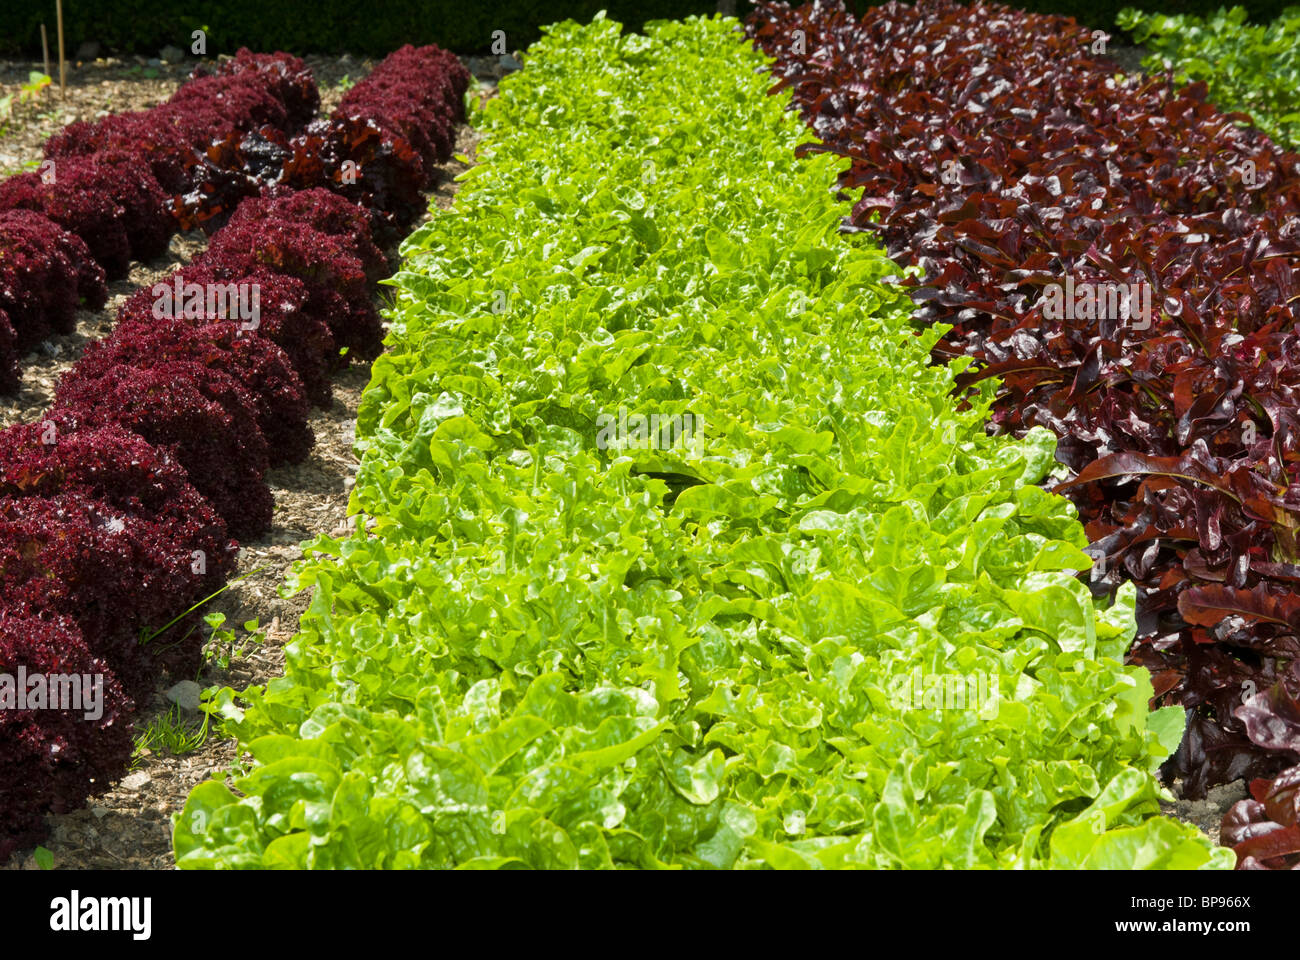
[[2, 2, 1293, 58], [0, 0, 716, 58]]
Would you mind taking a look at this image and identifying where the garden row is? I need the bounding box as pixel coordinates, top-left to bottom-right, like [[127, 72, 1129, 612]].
[[746, 0, 1300, 867], [0, 49, 314, 393], [0, 42, 465, 394], [173, 14, 1225, 870], [0, 46, 470, 863]]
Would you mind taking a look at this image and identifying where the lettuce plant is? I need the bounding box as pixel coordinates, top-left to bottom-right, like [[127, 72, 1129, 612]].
[[334, 44, 468, 172], [223, 186, 388, 281], [72, 317, 314, 467], [0, 491, 215, 698], [167, 75, 290, 142], [71, 151, 176, 262], [200, 219, 384, 362], [0, 419, 236, 598], [0, 164, 132, 278], [119, 264, 338, 408], [1223, 765, 1300, 868], [0, 209, 106, 349], [53, 365, 273, 540], [0, 607, 134, 864], [44, 109, 199, 195], [190, 48, 320, 130]]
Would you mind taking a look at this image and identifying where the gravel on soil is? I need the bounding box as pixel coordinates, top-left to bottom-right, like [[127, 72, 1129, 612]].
[[1161, 779, 1250, 848]]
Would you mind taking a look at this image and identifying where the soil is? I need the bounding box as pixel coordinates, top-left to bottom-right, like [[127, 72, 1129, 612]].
[[1107, 43, 1154, 77], [1160, 779, 1250, 847], [0, 58, 494, 870]]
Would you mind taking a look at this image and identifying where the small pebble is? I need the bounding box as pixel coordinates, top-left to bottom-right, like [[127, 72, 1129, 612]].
[[120, 771, 151, 791], [165, 680, 203, 712]]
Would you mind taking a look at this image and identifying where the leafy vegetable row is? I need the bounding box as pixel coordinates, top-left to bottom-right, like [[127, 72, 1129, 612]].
[[0, 50, 316, 393], [1120, 4, 1300, 150], [173, 13, 1226, 870], [0, 46, 470, 863], [0, 43, 469, 395], [745, 0, 1300, 865], [179, 44, 469, 242]]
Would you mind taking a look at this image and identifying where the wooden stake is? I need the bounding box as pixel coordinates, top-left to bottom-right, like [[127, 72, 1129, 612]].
[[41, 24, 50, 79], [56, 0, 65, 99]]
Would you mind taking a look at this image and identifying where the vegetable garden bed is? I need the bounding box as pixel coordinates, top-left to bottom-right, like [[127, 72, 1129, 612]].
[[2, 0, 1299, 878], [170, 12, 1225, 870], [747, 0, 1300, 869]]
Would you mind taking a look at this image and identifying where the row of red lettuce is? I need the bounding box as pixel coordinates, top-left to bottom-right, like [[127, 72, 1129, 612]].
[[0, 45, 470, 862]]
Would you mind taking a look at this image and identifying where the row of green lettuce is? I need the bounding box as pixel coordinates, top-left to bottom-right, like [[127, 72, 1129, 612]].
[[173, 13, 1231, 869], [1120, 4, 1300, 149]]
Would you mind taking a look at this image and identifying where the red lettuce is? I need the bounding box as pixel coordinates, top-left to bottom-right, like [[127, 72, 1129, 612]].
[[0, 607, 133, 864], [53, 365, 273, 540]]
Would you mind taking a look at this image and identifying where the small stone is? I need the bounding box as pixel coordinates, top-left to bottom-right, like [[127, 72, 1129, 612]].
[[147, 57, 162, 68], [159, 45, 185, 63], [499, 53, 523, 72], [1207, 779, 1248, 806], [90, 806, 109, 819], [120, 771, 150, 791], [165, 680, 202, 712]]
